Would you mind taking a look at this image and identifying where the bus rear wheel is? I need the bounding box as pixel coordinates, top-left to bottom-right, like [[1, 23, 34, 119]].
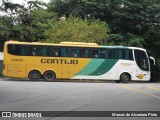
[[120, 73, 131, 83], [28, 70, 41, 81], [43, 70, 56, 82]]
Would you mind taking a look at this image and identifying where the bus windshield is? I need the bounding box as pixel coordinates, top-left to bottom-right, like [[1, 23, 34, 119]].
[[134, 49, 149, 71]]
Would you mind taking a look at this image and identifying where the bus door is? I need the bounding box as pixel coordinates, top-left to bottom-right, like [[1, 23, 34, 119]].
[[7, 64, 18, 77]]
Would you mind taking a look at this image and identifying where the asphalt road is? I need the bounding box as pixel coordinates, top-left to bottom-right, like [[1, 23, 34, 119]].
[[0, 78, 160, 120]]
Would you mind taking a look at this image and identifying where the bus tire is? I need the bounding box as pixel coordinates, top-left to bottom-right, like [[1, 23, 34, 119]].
[[43, 70, 56, 82], [28, 70, 41, 81], [120, 73, 131, 83]]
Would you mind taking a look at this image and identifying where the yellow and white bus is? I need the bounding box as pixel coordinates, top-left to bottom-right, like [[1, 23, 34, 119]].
[[3, 41, 155, 83]]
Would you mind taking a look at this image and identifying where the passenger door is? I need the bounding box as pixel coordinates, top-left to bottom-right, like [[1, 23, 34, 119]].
[[7, 65, 18, 77]]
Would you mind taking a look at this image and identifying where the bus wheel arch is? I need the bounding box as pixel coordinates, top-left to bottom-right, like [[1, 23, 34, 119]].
[[43, 70, 56, 82], [120, 72, 131, 83], [28, 70, 41, 81]]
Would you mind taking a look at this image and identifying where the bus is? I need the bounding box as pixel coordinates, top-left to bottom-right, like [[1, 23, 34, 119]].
[[3, 41, 155, 83]]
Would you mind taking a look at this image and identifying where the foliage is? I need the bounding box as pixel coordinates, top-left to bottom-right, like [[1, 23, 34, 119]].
[[45, 16, 109, 44], [0, 0, 57, 50], [26, 9, 57, 42]]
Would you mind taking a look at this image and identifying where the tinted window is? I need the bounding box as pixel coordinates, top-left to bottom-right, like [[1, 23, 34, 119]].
[[21, 45, 32, 56], [79, 48, 87, 58], [108, 49, 116, 59], [8, 44, 46, 56], [99, 49, 105, 58], [88, 49, 99, 58], [50, 47, 61, 57], [32, 46, 44, 56], [68, 48, 78, 57], [8, 44, 21, 55], [60, 47, 66, 57], [117, 49, 133, 60], [7, 44, 133, 60]]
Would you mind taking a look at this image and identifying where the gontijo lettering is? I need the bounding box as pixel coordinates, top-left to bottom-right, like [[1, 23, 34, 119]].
[[41, 59, 78, 64]]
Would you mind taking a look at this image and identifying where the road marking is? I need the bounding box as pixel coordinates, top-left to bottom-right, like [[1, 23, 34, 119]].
[[121, 85, 160, 100], [147, 86, 160, 91]]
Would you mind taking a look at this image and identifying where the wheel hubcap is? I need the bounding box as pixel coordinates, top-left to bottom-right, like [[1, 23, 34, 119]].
[[123, 74, 129, 82], [32, 73, 38, 78], [47, 73, 53, 79]]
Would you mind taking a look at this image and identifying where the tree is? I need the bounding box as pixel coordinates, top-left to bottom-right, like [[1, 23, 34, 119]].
[[0, 0, 56, 50], [45, 16, 109, 44], [47, 0, 110, 20], [27, 9, 57, 42], [49, 0, 160, 69], [0, 16, 13, 51], [48, 0, 159, 43]]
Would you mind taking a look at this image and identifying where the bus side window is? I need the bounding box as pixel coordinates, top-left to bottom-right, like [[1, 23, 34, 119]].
[[108, 49, 116, 59], [93, 50, 98, 58], [88, 49, 92, 58], [84, 49, 88, 58], [122, 50, 126, 59], [51, 48, 61, 57], [105, 49, 109, 58], [117, 49, 133, 60], [80, 48, 88, 58], [8, 44, 21, 55], [71, 48, 78, 57], [61, 47, 67, 57], [21, 45, 32, 56], [79, 48, 86, 58], [100, 49, 105, 58], [117, 49, 126, 59], [117, 49, 122, 59], [46, 47, 51, 56], [88, 49, 98, 58], [32, 47, 44, 56]]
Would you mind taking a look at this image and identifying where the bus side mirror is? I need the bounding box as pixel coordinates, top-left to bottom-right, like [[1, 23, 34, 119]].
[[150, 56, 155, 65]]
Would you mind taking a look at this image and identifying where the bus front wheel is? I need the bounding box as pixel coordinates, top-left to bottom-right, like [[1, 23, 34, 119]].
[[120, 73, 131, 83], [28, 70, 41, 81], [43, 70, 56, 82]]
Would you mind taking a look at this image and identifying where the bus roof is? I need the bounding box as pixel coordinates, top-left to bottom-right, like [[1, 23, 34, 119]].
[[60, 41, 98, 46], [5, 40, 146, 51]]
